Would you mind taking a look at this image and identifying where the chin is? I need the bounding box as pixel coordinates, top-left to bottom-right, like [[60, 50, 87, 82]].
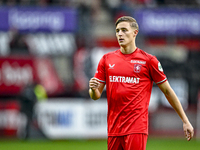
[[119, 43, 126, 47]]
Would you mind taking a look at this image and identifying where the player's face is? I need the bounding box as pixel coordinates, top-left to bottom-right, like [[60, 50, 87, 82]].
[[116, 22, 137, 47]]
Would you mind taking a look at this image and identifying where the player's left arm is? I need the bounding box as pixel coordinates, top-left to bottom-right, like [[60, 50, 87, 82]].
[[157, 81, 194, 141]]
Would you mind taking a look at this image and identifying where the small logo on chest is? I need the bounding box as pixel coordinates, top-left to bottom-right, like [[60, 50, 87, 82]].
[[109, 64, 115, 69], [134, 64, 142, 73]]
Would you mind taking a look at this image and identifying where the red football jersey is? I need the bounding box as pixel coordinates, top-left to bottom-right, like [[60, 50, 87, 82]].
[[94, 48, 167, 136]]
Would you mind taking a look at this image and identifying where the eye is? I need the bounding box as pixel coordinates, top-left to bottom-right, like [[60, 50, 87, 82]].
[[122, 29, 127, 32], [116, 29, 119, 33]]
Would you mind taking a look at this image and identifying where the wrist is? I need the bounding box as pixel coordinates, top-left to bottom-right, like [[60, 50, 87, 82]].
[[182, 118, 189, 124], [89, 88, 96, 93], [89, 88, 100, 100]]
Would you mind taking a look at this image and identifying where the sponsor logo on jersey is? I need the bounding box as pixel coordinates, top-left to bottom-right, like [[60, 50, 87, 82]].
[[109, 76, 140, 84], [134, 64, 142, 73], [158, 62, 163, 72], [109, 64, 115, 69], [130, 60, 146, 64]]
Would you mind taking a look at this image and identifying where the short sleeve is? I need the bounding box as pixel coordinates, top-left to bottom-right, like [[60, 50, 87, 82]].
[[149, 56, 167, 84], [94, 55, 106, 84]]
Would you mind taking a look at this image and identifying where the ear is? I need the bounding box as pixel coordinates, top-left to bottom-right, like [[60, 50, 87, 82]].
[[133, 29, 138, 37]]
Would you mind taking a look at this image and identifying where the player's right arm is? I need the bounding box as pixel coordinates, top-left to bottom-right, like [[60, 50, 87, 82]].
[[89, 77, 105, 100]]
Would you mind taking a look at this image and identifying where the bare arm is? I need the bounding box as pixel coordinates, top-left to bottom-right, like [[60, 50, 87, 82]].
[[89, 77, 105, 100], [158, 81, 194, 141]]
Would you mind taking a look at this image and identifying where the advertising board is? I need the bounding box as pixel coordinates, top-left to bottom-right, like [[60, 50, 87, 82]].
[[0, 7, 77, 32]]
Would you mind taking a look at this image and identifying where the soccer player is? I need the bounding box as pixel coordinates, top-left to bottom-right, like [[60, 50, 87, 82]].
[[89, 16, 194, 150]]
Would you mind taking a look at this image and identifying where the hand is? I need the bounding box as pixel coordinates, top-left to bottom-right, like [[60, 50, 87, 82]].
[[89, 77, 100, 90], [183, 122, 194, 141]]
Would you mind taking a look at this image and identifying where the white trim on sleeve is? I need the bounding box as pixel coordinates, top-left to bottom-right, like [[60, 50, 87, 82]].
[[99, 79, 106, 83], [155, 78, 167, 84]]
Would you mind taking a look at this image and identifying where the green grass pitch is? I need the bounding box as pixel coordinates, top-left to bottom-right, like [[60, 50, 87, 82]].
[[0, 138, 200, 150]]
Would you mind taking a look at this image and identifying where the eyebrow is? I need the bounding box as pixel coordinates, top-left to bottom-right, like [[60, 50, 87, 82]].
[[116, 27, 127, 30]]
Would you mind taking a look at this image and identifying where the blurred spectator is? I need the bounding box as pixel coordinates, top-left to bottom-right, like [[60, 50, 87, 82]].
[[18, 83, 47, 139], [76, 2, 94, 48], [105, 0, 135, 22], [19, 0, 31, 5], [34, 84, 48, 102], [9, 28, 29, 55], [5, 0, 16, 6], [104, 0, 121, 20], [155, 0, 198, 6], [156, 0, 165, 5], [36, 0, 50, 6], [55, 0, 73, 7], [18, 84, 37, 139]]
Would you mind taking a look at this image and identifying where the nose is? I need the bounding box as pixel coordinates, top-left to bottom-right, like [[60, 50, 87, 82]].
[[117, 30, 123, 36]]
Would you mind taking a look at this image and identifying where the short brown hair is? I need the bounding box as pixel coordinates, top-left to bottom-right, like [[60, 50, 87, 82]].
[[115, 16, 139, 31]]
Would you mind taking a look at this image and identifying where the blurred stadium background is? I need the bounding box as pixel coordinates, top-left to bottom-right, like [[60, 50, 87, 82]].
[[0, 0, 200, 149]]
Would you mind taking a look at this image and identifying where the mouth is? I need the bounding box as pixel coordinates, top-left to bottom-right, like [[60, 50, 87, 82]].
[[119, 38, 124, 42]]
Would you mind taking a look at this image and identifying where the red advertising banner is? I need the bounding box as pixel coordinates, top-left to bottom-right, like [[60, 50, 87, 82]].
[[0, 56, 64, 96], [0, 57, 35, 95]]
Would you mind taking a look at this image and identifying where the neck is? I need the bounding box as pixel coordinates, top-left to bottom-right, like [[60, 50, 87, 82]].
[[120, 44, 137, 54]]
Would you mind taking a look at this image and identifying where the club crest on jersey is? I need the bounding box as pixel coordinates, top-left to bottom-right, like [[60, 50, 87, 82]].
[[109, 64, 115, 69], [134, 64, 142, 73]]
